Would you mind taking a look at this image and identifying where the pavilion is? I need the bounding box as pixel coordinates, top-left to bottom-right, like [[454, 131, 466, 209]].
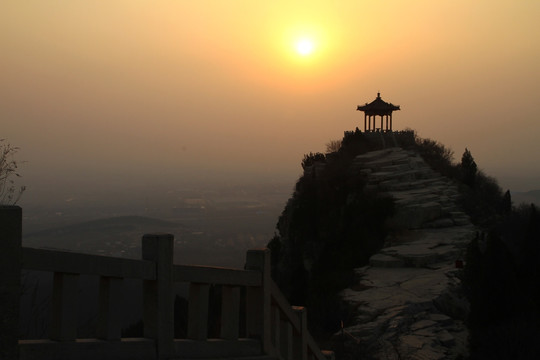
[[357, 93, 400, 132]]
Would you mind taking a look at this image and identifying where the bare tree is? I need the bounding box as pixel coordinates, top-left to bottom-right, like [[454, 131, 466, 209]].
[[0, 139, 25, 205], [325, 139, 342, 153]]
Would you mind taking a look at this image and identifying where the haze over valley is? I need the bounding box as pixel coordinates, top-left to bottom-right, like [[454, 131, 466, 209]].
[[21, 180, 291, 268]]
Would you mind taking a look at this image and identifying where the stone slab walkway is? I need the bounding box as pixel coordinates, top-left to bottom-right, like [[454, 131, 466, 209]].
[[339, 148, 475, 359]]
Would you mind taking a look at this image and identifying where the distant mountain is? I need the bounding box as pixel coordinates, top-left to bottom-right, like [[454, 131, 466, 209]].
[[22, 214, 266, 269], [26, 215, 181, 236], [512, 189, 540, 207], [28, 216, 178, 236], [23, 215, 185, 258]]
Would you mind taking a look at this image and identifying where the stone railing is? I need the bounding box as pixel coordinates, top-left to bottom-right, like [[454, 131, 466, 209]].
[[1, 206, 334, 360]]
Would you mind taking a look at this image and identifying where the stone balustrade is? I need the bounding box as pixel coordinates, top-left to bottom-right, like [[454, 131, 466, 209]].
[[1, 206, 333, 360]]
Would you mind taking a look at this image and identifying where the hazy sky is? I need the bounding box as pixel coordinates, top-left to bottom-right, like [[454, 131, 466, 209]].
[[2, 0, 540, 204]]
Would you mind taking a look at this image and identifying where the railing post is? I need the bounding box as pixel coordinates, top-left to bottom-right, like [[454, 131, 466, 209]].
[[142, 233, 174, 359], [271, 305, 280, 350], [0, 206, 22, 360], [280, 318, 293, 359], [292, 306, 308, 360], [245, 248, 271, 355]]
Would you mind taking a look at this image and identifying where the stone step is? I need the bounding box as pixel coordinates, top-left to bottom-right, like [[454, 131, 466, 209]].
[[437, 329, 456, 347], [428, 313, 453, 326], [385, 181, 417, 191], [394, 157, 412, 166], [429, 182, 450, 190], [380, 163, 412, 173], [361, 152, 411, 169], [378, 179, 399, 191], [369, 253, 405, 268], [389, 186, 447, 197], [438, 195, 450, 203], [453, 218, 470, 226], [441, 206, 459, 215], [423, 218, 455, 229], [368, 171, 396, 183], [408, 157, 428, 170], [408, 347, 446, 360], [451, 212, 471, 226], [417, 169, 439, 179], [384, 179, 448, 192], [400, 253, 441, 268], [364, 158, 397, 172], [354, 149, 394, 163], [393, 193, 442, 206], [382, 246, 461, 268], [358, 168, 372, 176], [389, 202, 443, 229], [411, 319, 438, 331], [365, 184, 379, 192], [369, 169, 426, 183]]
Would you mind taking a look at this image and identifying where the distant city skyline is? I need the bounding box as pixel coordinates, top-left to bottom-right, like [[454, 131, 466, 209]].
[[2, 1, 540, 207]]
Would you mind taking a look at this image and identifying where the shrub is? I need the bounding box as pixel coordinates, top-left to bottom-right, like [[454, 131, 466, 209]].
[[301, 152, 326, 170], [413, 136, 457, 179]]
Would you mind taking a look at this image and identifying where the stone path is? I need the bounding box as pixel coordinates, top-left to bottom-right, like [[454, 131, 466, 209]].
[[340, 148, 475, 359]]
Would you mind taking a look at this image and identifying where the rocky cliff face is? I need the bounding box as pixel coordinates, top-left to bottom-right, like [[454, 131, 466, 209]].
[[339, 147, 474, 359]]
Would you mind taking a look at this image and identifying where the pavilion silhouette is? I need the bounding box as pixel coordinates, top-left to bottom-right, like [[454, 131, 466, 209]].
[[357, 92, 400, 132]]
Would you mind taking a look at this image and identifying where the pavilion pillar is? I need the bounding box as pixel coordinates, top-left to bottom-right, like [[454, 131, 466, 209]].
[[390, 115, 393, 131], [364, 115, 367, 132]]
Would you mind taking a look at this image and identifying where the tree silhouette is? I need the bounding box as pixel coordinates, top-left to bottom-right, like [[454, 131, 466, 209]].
[[502, 190, 512, 214], [461, 148, 478, 187]]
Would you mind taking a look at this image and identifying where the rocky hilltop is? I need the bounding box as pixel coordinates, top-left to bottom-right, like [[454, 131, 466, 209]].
[[269, 130, 537, 359], [340, 147, 474, 359]]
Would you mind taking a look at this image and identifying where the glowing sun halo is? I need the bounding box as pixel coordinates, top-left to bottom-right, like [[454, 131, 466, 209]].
[[296, 38, 314, 56]]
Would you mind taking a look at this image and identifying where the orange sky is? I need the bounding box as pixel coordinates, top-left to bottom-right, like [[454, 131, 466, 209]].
[[2, 1, 540, 200]]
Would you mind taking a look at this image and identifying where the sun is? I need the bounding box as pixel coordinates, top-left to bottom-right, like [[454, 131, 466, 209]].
[[295, 38, 315, 56]]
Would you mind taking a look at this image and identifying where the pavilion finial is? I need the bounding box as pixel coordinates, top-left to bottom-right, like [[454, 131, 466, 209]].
[[377, 92, 381, 98]]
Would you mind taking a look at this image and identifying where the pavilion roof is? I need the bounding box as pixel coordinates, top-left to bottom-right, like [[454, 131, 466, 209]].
[[357, 93, 400, 115]]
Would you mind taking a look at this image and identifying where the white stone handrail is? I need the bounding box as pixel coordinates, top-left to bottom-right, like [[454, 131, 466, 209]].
[[1, 206, 333, 360]]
